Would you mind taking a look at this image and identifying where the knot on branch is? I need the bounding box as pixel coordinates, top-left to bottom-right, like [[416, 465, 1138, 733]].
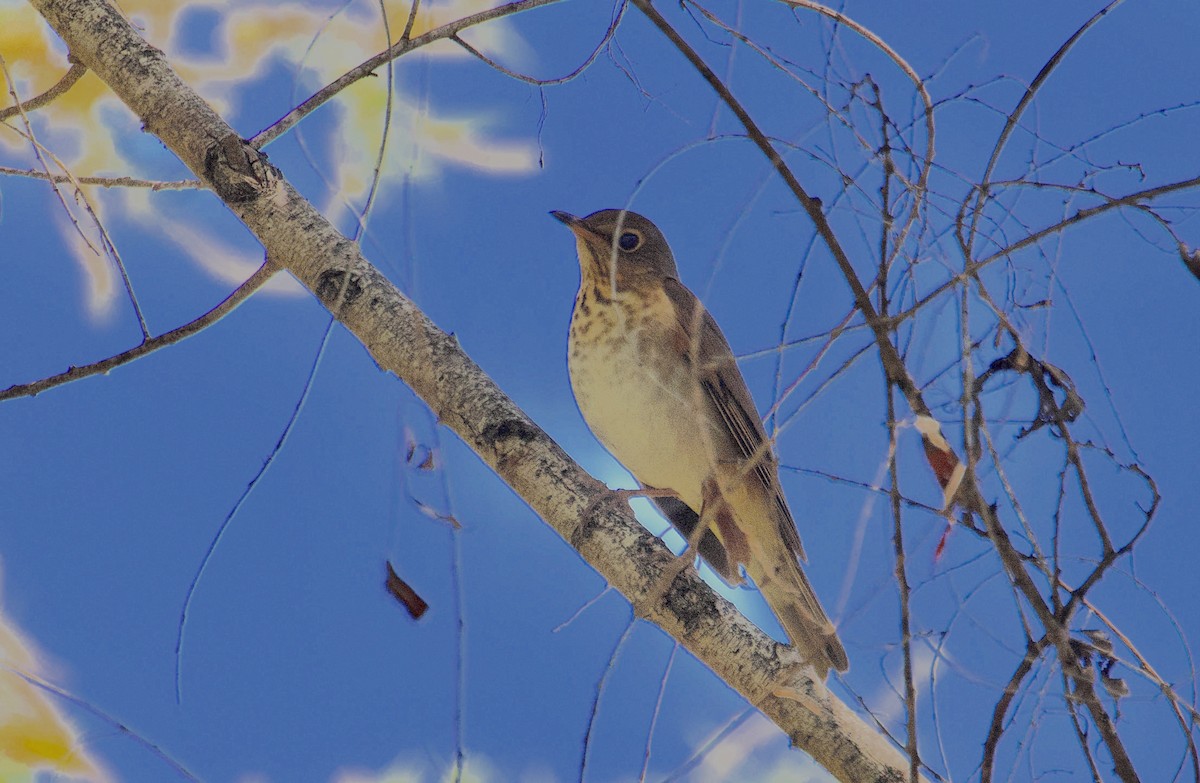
[[315, 269, 365, 311], [481, 417, 540, 450], [203, 133, 279, 203]]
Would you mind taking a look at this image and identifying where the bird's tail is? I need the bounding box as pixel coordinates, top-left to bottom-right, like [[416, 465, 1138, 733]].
[[753, 558, 848, 677]]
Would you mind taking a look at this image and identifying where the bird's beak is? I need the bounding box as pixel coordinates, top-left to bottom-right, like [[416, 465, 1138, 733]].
[[550, 210, 604, 243], [550, 210, 578, 227]]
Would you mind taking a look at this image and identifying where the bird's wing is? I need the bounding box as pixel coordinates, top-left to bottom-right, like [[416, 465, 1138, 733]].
[[659, 277, 847, 672], [661, 277, 806, 562], [662, 277, 848, 673]]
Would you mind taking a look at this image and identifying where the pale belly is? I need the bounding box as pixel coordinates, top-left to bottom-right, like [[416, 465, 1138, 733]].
[[569, 314, 718, 512]]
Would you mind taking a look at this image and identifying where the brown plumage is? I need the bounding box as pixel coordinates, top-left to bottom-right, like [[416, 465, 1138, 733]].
[[553, 208, 848, 676]]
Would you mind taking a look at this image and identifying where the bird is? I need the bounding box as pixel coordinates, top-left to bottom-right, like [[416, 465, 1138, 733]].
[[552, 208, 848, 677]]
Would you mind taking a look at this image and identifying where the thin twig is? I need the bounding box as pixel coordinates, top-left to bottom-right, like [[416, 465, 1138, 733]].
[[0, 166, 199, 188], [962, 0, 1128, 259], [250, 0, 566, 148], [452, 0, 628, 85], [1, 59, 151, 338], [1, 261, 276, 401], [980, 638, 1050, 780], [638, 641, 679, 782], [0, 60, 86, 120], [580, 618, 636, 782], [4, 666, 200, 781]]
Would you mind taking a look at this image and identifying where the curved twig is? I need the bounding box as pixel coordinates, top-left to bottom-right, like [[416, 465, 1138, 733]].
[[250, 0, 566, 147], [962, 0, 1128, 258], [0, 60, 86, 120], [0, 261, 277, 400]]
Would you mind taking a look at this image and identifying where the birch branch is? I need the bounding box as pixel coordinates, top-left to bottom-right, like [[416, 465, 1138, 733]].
[[26, 0, 921, 779]]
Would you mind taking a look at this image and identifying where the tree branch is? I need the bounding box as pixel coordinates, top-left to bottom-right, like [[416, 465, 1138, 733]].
[[0, 259, 275, 401], [27, 0, 918, 779]]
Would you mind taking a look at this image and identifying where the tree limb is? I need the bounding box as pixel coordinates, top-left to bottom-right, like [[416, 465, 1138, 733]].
[[27, 0, 920, 779]]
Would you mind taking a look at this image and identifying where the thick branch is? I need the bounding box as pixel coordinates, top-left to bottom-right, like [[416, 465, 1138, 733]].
[[27, 0, 917, 779]]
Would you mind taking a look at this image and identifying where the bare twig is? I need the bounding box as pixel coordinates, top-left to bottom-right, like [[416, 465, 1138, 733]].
[[1, 260, 276, 400], [1, 55, 150, 337], [250, 0, 566, 147], [452, 0, 628, 85], [0, 60, 86, 120], [981, 636, 1050, 782], [0, 166, 199, 188], [962, 0, 1129, 258]]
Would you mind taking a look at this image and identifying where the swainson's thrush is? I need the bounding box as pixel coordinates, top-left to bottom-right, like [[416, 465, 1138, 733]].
[[553, 208, 848, 677]]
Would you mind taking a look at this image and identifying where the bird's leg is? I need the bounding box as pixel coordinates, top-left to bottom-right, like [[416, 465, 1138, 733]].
[[577, 486, 701, 616], [643, 504, 712, 609], [642, 478, 740, 612]]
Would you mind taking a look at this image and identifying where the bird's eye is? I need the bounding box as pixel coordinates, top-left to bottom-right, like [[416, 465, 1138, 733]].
[[618, 231, 642, 251]]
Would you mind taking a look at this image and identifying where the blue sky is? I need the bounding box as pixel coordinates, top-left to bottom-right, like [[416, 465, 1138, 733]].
[[2, 0, 1199, 781]]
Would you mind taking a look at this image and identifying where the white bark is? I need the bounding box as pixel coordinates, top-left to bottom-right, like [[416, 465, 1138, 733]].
[[27, 0, 924, 779]]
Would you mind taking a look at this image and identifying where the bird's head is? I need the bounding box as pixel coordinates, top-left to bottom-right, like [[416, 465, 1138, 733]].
[[551, 209, 680, 287]]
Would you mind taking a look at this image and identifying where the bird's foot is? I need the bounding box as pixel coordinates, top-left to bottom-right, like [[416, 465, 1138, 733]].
[[638, 549, 697, 618], [577, 487, 700, 617], [579, 487, 680, 527]]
